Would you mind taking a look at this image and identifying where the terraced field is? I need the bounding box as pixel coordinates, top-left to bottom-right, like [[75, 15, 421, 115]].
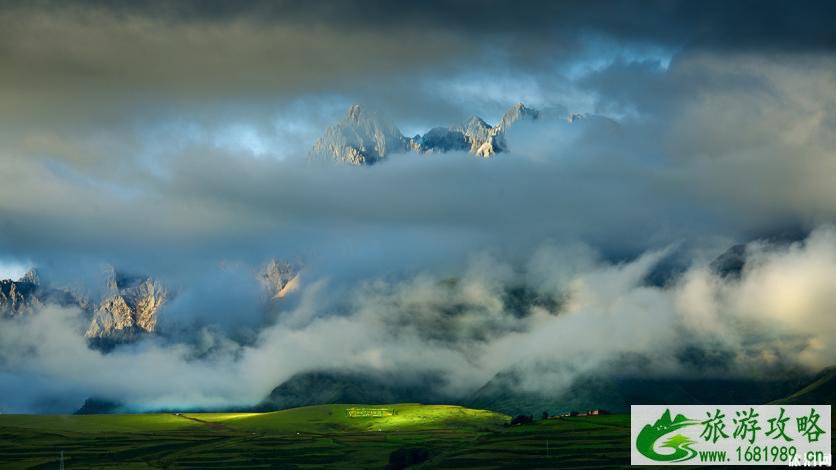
[[0, 404, 633, 469]]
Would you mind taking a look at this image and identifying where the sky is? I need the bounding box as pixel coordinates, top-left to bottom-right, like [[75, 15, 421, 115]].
[[1, 0, 836, 412]]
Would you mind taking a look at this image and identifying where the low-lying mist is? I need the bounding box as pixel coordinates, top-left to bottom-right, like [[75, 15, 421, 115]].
[[2, 227, 835, 412]]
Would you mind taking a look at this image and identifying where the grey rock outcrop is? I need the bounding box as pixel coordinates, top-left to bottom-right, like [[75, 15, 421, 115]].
[[310, 102, 591, 163], [85, 268, 167, 341], [417, 127, 470, 153], [449, 115, 503, 157], [498, 102, 540, 129], [309, 105, 413, 165], [0, 269, 90, 318], [0, 273, 40, 317], [259, 259, 300, 300]]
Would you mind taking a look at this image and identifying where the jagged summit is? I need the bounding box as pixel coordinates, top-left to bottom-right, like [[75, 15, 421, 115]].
[[309, 105, 412, 165], [0, 277, 39, 317], [453, 115, 498, 156], [462, 115, 491, 129], [345, 104, 369, 123], [418, 127, 469, 153], [19, 268, 40, 286], [498, 102, 540, 129], [103, 265, 146, 293], [2, 260, 302, 347], [1, 267, 88, 317], [86, 267, 168, 343], [310, 102, 590, 164], [259, 259, 300, 299]]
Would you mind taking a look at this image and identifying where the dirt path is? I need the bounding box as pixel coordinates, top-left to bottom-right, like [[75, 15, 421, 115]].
[[171, 413, 235, 432]]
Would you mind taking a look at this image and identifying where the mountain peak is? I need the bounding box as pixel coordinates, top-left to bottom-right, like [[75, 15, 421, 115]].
[[345, 104, 367, 122], [86, 270, 168, 344], [463, 115, 490, 128], [499, 102, 539, 129], [309, 105, 411, 165], [18, 268, 40, 286], [509, 102, 528, 113], [259, 259, 300, 299], [310, 102, 588, 163], [453, 115, 499, 156]]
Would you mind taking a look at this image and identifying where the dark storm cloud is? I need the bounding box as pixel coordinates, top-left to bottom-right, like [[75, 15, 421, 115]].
[[0, 1, 469, 134], [20, 0, 836, 51], [4, 45, 836, 283], [1, 0, 836, 412], [0, 0, 833, 283], [2, 0, 833, 132]]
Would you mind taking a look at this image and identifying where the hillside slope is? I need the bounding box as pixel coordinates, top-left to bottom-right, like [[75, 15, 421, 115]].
[[467, 368, 813, 416], [258, 370, 449, 411], [0, 405, 630, 469], [772, 366, 836, 405], [206, 403, 508, 434]]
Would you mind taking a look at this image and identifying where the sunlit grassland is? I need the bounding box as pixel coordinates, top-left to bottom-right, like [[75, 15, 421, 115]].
[[198, 403, 508, 433], [0, 405, 638, 469]]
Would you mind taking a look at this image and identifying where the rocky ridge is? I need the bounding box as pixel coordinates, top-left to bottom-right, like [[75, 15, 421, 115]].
[[310, 102, 584, 165], [85, 268, 168, 341], [310, 105, 413, 165], [0, 275, 39, 317], [1, 261, 300, 346], [259, 259, 300, 300], [0, 269, 90, 318]]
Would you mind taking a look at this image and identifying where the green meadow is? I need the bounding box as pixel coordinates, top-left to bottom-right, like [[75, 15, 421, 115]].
[[0, 404, 633, 469]]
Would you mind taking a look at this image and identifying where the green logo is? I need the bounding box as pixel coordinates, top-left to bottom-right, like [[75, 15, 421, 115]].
[[636, 409, 700, 462]]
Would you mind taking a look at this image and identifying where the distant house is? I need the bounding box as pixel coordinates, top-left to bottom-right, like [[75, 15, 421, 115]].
[[559, 409, 608, 417]]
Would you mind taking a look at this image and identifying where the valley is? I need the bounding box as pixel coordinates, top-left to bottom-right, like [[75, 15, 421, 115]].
[[0, 404, 631, 469]]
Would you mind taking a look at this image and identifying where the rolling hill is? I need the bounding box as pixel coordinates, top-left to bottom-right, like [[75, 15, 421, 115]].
[[257, 370, 449, 412], [0, 404, 637, 469], [772, 366, 836, 405], [467, 368, 816, 416]]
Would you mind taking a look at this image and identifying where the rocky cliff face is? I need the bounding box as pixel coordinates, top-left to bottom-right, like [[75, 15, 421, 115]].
[[0, 269, 90, 318], [417, 127, 470, 153], [3, 260, 306, 350], [0, 266, 167, 343], [259, 259, 300, 300], [310, 105, 413, 165], [85, 269, 167, 341], [498, 102, 540, 129], [0, 276, 40, 317], [450, 115, 503, 157], [310, 102, 588, 163], [2, 259, 301, 347]]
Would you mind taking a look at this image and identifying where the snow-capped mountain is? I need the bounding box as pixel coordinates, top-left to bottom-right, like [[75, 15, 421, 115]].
[[309, 105, 413, 165], [259, 259, 300, 300], [309, 102, 586, 164]]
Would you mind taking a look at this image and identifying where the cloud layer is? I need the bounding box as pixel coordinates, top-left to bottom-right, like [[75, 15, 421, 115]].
[[1, 1, 835, 412], [3, 228, 836, 412]]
